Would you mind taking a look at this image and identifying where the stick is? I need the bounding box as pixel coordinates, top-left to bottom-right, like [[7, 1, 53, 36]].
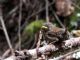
[[0, 4, 13, 54], [18, 0, 22, 51]]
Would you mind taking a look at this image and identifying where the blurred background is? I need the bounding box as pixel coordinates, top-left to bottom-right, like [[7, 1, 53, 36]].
[[0, 0, 80, 57]]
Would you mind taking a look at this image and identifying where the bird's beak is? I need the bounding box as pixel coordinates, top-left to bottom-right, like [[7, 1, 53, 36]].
[[41, 26, 48, 29]]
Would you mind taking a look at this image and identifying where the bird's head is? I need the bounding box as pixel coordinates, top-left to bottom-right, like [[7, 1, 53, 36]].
[[41, 22, 55, 32]]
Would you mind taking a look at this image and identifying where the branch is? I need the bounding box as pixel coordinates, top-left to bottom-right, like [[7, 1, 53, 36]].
[[0, 5, 13, 54], [4, 37, 80, 60], [18, 0, 22, 50], [45, 0, 49, 22]]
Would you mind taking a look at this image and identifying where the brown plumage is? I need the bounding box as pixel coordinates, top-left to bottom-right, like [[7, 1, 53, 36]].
[[41, 22, 69, 44]]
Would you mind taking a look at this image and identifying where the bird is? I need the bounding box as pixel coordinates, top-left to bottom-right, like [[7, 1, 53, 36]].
[[41, 22, 69, 44]]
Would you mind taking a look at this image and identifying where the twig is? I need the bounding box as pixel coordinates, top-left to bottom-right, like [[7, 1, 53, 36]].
[[45, 0, 49, 22], [53, 47, 80, 60], [5, 5, 19, 20], [36, 15, 39, 20], [4, 37, 80, 60], [0, 5, 13, 54], [72, 1, 80, 10], [36, 31, 43, 58], [51, 9, 65, 28], [18, 0, 22, 51], [22, 1, 55, 29], [50, 8, 73, 38], [9, 1, 55, 48], [37, 31, 43, 49], [2, 49, 10, 58]]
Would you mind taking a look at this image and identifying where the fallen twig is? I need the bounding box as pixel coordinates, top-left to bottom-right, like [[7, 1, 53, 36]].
[[4, 37, 80, 60]]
